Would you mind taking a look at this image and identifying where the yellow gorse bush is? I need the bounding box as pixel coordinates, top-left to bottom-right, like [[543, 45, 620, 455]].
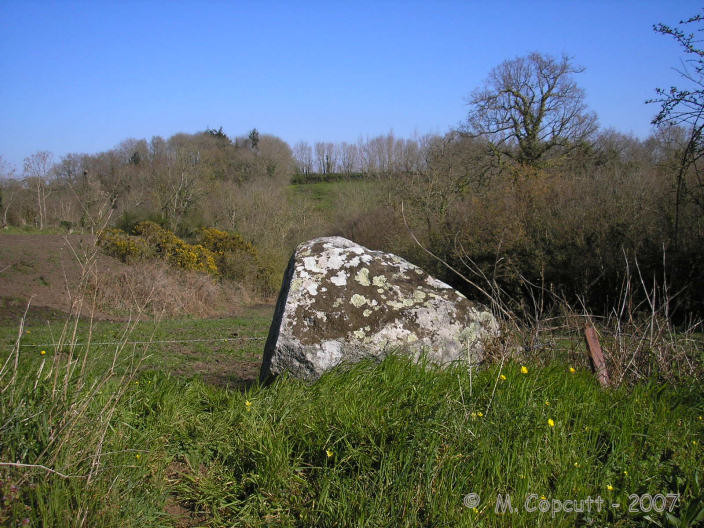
[[200, 227, 258, 257], [98, 229, 151, 262], [99, 222, 277, 293], [133, 221, 218, 274]]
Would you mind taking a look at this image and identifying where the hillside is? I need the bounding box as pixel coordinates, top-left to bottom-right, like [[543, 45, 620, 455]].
[[0, 232, 254, 324]]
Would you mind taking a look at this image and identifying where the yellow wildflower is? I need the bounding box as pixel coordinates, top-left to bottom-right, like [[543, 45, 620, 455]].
[[547, 419, 555, 427], [607, 484, 614, 491], [40, 350, 46, 355], [326, 449, 333, 458], [135, 454, 141, 459], [477, 411, 484, 417], [569, 367, 576, 373], [245, 400, 252, 410], [540, 495, 547, 500], [521, 366, 528, 374], [545, 400, 550, 406], [500, 374, 506, 381], [574, 462, 580, 468]]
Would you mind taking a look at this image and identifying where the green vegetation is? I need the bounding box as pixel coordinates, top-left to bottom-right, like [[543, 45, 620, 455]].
[[1, 317, 702, 526], [2, 12, 704, 526]]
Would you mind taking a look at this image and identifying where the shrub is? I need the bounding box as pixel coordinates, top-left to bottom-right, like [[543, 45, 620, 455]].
[[199, 227, 277, 296], [133, 221, 218, 274], [98, 228, 152, 263]]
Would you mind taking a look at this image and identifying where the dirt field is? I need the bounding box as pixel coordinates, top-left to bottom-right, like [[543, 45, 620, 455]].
[[0, 233, 126, 323], [0, 233, 275, 389]]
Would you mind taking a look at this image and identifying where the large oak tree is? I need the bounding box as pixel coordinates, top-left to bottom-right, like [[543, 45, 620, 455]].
[[463, 52, 598, 167]]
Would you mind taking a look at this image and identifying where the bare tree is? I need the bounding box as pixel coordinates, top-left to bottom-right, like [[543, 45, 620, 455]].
[[649, 10, 704, 246], [0, 156, 19, 228], [23, 151, 54, 229], [463, 52, 598, 167], [338, 142, 359, 174], [314, 142, 336, 174], [293, 141, 313, 174]]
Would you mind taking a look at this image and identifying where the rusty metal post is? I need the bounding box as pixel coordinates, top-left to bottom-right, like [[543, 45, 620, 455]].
[[584, 323, 610, 388]]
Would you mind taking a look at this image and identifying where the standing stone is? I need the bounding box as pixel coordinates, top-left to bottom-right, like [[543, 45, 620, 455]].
[[260, 237, 499, 381]]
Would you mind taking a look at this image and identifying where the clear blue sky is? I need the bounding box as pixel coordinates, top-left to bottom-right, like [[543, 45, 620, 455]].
[[0, 1, 696, 171]]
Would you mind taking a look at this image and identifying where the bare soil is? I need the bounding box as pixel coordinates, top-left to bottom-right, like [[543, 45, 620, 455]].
[[0, 233, 127, 323]]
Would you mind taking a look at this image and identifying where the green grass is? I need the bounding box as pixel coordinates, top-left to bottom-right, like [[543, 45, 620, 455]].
[[1, 315, 703, 527], [0, 308, 273, 376], [288, 180, 370, 214]]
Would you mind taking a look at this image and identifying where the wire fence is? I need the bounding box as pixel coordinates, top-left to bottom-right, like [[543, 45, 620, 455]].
[[10, 336, 267, 348]]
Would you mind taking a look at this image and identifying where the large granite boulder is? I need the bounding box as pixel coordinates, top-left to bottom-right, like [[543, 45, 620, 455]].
[[260, 237, 499, 381]]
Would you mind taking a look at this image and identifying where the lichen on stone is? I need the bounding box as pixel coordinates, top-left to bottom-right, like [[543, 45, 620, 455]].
[[372, 275, 388, 288], [350, 294, 367, 308], [355, 268, 371, 286]]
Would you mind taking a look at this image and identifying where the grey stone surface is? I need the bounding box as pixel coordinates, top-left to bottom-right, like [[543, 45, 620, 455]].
[[260, 236, 499, 381]]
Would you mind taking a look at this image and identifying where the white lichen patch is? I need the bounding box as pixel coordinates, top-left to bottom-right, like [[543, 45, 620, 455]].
[[372, 275, 388, 288], [291, 278, 304, 292], [305, 282, 318, 296], [377, 288, 385, 294], [355, 268, 371, 286], [331, 270, 348, 286], [353, 329, 366, 339], [303, 256, 323, 273], [333, 298, 344, 308], [350, 294, 367, 308], [363, 309, 372, 317], [407, 333, 419, 343], [413, 290, 426, 302]]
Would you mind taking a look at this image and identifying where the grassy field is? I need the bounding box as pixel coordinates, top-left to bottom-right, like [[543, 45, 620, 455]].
[[1, 308, 703, 527], [287, 180, 372, 214]]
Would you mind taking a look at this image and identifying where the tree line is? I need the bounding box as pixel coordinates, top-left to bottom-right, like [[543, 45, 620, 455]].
[[1, 10, 702, 319]]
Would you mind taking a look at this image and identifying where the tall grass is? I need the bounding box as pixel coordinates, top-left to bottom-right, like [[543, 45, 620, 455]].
[[0, 214, 159, 526]]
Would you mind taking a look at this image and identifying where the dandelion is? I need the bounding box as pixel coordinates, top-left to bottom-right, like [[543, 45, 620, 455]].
[[471, 507, 479, 514], [477, 411, 484, 417], [521, 366, 528, 374], [40, 350, 46, 355], [326, 449, 333, 458], [540, 495, 547, 500], [569, 367, 576, 373], [607, 484, 614, 491], [245, 400, 252, 410], [500, 374, 507, 381], [547, 419, 555, 427]]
